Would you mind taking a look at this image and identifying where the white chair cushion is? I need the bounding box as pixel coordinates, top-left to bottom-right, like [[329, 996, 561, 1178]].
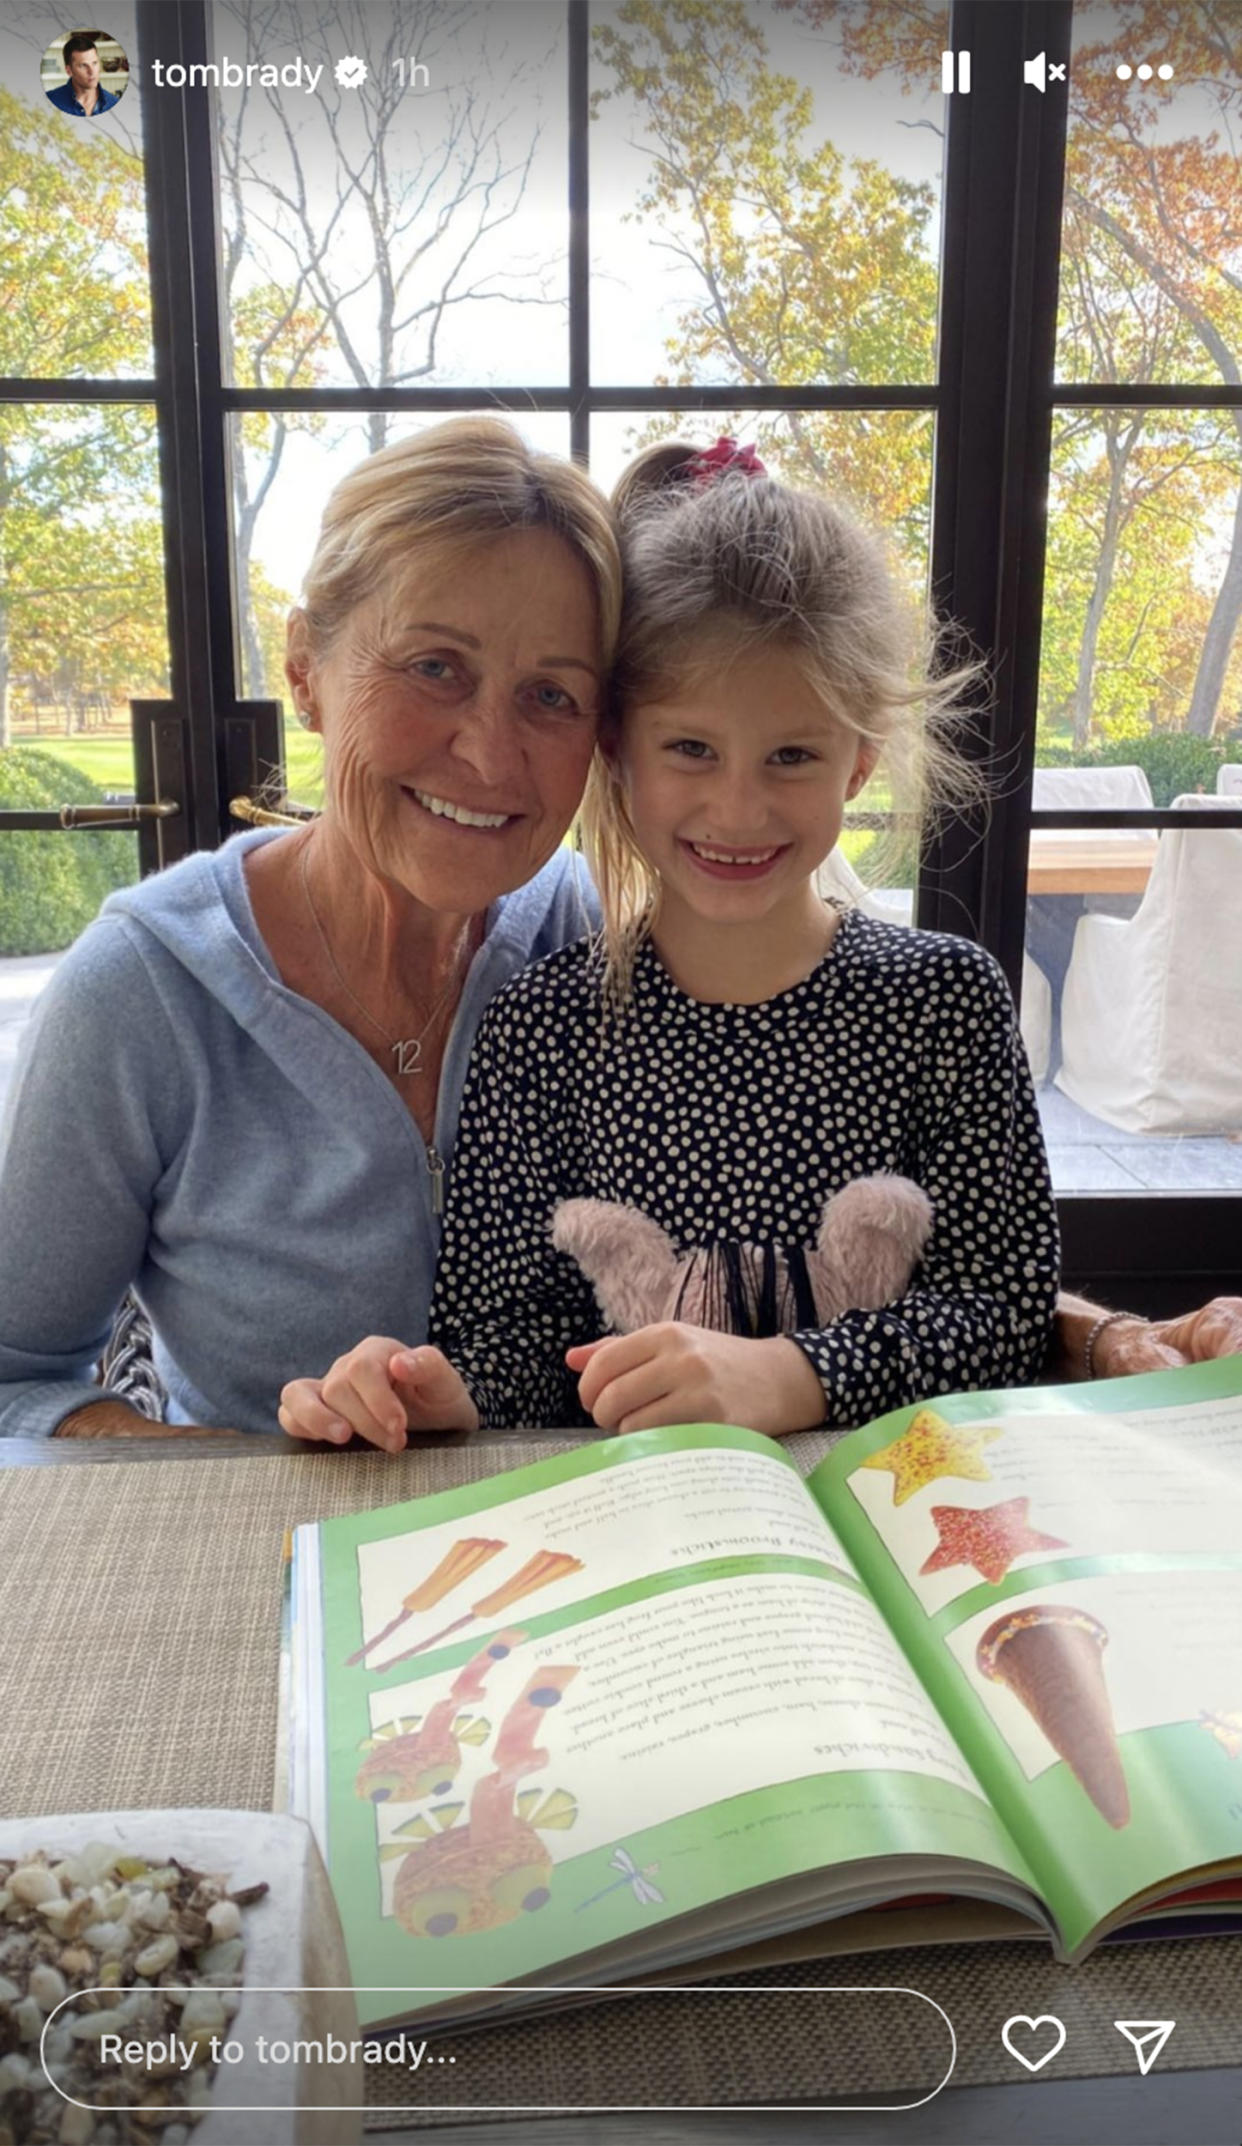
[[1032, 763, 1154, 808], [1057, 798, 1242, 1132]]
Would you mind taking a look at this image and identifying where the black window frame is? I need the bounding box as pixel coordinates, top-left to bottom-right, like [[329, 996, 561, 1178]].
[[3, 0, 1236, 1305]]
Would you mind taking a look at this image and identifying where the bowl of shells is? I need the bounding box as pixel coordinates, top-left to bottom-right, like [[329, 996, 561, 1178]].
[[0, 1809, 362, 2145]]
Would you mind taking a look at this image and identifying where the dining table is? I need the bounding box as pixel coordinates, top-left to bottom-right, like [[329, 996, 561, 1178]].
[[2, 1427, 1240, 2145], [1025, 831, 1160, 898]]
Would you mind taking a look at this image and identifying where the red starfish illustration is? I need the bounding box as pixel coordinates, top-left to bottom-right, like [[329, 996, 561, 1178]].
[[919, 1498, 1067, 1586]]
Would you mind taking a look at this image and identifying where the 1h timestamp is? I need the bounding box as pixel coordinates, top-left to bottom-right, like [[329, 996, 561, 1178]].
[[392, 57, 430, 88]]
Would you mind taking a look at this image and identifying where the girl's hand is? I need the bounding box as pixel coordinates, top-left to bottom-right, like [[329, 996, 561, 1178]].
[[279, 1339, 479, 1453], [566, 1325, 826, 1437]]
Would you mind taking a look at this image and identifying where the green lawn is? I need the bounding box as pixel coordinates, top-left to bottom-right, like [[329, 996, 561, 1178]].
[[27, 731, 326, 809], [28, 737, 138, 792]]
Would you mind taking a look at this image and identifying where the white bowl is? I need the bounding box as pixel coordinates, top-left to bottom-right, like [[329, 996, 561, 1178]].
[[0, 1808, 362, 2145]]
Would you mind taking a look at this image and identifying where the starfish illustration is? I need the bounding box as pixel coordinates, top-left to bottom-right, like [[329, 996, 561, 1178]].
[[859, 1409, 1003, 1506], [919, 1497, 1068, 1585]]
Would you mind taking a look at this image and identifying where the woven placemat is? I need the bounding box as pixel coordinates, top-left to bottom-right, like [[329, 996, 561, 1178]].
[[0, 1446, 1236, 2128], [356, 1935, 1242, 2129], [0, 1444, 578, 1816]]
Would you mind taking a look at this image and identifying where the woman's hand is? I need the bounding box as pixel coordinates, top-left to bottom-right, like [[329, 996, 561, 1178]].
[[1093, 1296, 1242, 1379], [1054, 1292, 1242, 1380], [279, 1339, 479, 1453], [54, 1401, 236, 1439], [566, 1325, 826, 1437]]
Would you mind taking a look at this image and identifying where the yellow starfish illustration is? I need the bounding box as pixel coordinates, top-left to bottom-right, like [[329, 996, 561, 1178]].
[[860, 1408, 1003, 1506]]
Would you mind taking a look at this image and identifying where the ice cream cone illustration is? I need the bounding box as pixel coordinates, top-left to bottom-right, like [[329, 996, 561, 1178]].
[[977, 1604, 1131, 1829]]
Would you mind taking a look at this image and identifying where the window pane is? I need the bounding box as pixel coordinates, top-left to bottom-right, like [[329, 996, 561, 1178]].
[[1040, 411, 1242, 759], [1058, 2, 1240, 386], [0, 404, 169, 797], [1030, 403, 1242, 1184], [1, 3, 153, 378], [227, 408, 573, 787], [590, 405, 933, 908], [1029, 812, 1242, 1189], [211, 0, 569, 393], [590, 0, 947, 386]]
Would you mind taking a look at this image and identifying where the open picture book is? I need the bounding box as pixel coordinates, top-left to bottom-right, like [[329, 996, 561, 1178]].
[[285, 1356, 1242, 2031]]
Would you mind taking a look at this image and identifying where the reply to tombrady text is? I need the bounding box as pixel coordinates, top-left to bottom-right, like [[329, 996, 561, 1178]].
[[94, 2031, 451, 2075]]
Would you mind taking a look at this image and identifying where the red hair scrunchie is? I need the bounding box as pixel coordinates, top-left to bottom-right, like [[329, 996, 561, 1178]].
[[683, 436, 767, 486]]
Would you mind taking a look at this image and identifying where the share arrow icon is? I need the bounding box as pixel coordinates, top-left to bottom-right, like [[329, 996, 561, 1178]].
[[1114, 2020, 1176, 2074]]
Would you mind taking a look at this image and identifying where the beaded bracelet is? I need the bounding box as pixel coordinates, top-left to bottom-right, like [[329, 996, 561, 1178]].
[[1083, 1308, 1143, 1380]]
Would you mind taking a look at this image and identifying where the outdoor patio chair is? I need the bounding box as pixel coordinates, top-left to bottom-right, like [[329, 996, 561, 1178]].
[[1216, 763, 1242, 796], [1057, 796, 1242, 1133]]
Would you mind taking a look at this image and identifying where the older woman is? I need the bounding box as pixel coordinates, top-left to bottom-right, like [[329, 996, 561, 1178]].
[[0, 419, 619, 1438], [0, 418, 1236, 1439]]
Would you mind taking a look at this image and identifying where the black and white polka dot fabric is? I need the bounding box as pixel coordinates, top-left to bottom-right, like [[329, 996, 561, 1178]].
[[430, 911, 1060, 1430]]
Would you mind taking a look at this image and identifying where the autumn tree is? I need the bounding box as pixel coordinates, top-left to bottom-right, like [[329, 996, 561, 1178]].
[[591, 0, 938, 564], [0, 88, 161, 748], [787, 0, 1242, 742], [1061, 3, 1242, 737], [1047, 232, 1236, 744], [214, 0, 561, 690]]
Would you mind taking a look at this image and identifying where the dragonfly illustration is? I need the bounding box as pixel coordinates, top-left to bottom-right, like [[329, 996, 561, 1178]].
[[574, 1844, 664, 1913]]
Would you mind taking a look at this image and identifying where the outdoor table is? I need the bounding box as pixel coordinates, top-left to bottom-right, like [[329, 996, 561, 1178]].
[[1025, 831, 1160, 897], [1, 1431, 1239, 2144]]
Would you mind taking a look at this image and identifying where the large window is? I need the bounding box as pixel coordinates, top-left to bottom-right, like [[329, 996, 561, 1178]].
[[0, 0, 164, 960], [1, 0, 1238, 1297], [1026, 3, 1242, 1199]]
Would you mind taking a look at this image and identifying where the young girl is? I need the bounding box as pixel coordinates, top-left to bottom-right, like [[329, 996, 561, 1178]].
[[280, 440, 1060, 1449]]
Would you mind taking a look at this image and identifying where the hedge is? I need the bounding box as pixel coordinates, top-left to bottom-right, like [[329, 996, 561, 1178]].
[[0, 747, 140, 955], [1038, 731, 1239, 807]]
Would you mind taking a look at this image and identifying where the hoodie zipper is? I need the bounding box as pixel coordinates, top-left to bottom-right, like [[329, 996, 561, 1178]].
[[427, 1144, 445, 1216]]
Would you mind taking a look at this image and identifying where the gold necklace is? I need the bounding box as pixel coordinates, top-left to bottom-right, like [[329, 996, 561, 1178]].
[[299, 841, 469, 1076]]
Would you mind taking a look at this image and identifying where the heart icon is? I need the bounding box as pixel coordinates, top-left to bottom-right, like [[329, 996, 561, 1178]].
[[1001, 2014, 1067, 2072]]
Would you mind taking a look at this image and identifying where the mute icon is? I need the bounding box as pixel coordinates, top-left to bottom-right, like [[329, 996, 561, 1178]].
[[1024, 51, 1067, 91]]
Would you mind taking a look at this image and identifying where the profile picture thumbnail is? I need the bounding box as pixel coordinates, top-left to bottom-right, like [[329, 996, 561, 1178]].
[[42, 26, 129, 118]]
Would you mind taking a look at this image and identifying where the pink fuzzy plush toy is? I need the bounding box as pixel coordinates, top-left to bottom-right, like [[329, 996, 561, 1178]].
[[550, 1175, 933, 1339]]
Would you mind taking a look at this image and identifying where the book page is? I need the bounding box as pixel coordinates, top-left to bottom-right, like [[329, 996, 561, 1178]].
[[349, 1430, 854, 1675], [845, 1387, 1242, 1616], [810, 1359, 1242, 1955], [298, 1424, 1038, 2023]]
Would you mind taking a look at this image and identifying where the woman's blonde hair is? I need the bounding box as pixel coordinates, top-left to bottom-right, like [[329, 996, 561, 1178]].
[[580, 439, 987, 996], [300, 416, 622, 662]]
